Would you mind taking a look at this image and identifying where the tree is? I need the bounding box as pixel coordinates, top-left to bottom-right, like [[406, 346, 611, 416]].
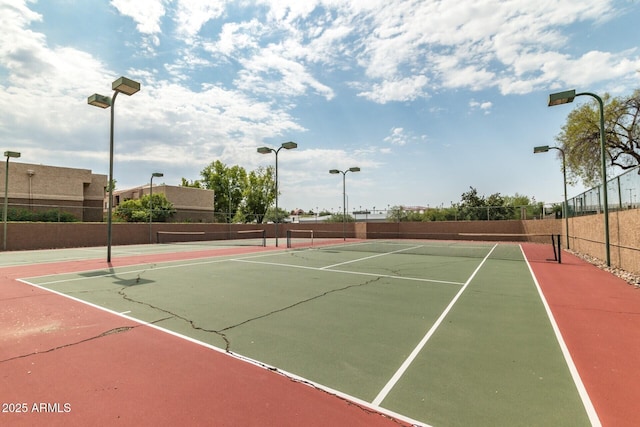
[[556, 90, 640, 187], [115, 194, 175, 222], [180, 177, 201, 188], [263, 206, 289, 223], [485, 193, 514, 220], [326, 213, 355, 223], [458, 187, 487, 220], [193, 160, 248, 223], [504, 193, 543, 219], [240, 166, 275, 223], [386, 205, 408, 222]]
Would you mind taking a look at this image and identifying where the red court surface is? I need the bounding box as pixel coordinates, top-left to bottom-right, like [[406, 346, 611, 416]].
[[2, 244, 639, 426], [523, 245, 640, 427], [1, 249, 412, 427]]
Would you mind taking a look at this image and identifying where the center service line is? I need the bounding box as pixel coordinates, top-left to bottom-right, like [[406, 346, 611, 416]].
[[371, 244, 498, 407]]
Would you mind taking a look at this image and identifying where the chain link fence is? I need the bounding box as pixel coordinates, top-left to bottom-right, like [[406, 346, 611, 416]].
[[568, 166, 640, 216]]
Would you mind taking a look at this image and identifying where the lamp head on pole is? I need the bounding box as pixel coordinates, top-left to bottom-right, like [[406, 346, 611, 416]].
[[87, 93, 112, 108], [257, 147, 273, 154], [348, 167, 361, 173], [4, 151, 21, 159], [112, 76, 141, 96], [548, 89, 576, 107], [533, 145, 550, 154], [281, 141, 297, 150], [152, 172, 164, 178], [329, 169, 340, 174]]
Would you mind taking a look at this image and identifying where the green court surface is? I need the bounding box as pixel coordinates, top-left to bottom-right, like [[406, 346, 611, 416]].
[[21, 241, 591, 426]]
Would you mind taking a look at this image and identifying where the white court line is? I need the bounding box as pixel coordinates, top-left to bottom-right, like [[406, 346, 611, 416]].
[[231, 258, 464, 286], [320, 245, 425, 269], [521, 246, 601, 427], [371, 243, 497, 407]]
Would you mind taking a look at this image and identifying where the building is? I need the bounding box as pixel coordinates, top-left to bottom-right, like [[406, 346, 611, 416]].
[[112, 184, 215, 223], [1, 161, 107, 222]]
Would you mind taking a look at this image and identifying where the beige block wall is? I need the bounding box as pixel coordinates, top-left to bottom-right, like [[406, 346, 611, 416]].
[[569, 209, 640, 275]]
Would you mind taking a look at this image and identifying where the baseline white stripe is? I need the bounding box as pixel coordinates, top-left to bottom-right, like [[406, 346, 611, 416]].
[[371, 244, 498, 407], [521, 245, 601, 426]]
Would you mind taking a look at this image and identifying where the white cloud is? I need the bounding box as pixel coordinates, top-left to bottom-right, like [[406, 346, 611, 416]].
[[174, 0, 226, 42], [161, 0, 638, 104], [205, 19, 264, 57], [110, 0, 167, 53], [235, 45, 335, 100], [469, 99, 493, 114], [383, 127, 405, 146], [110, 0, 166, 35], [358, 75, 428, 103]]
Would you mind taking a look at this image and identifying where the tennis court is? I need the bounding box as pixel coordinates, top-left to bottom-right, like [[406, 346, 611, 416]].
[[2, 237, 639, 426]]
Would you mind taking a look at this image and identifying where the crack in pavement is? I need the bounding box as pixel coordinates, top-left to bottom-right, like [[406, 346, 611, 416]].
[[117, 287, 233, 351], [0, 323, 165, 364], [218, 276, 383, 333], [116, 275, 384, 353]]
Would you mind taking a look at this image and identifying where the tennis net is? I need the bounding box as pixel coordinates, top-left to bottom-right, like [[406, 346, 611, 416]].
[[286, 229, 561, 263], [156, 229, 266, 247]]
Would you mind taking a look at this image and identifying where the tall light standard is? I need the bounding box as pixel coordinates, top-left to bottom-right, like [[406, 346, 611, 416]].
[[329, 167, 360, 240], [257, 141, 297, 247], [149, 172, 163, 243], [548, 89, 609, 265], [88, 76, 141, 262], [3, 151, 21, 251], [534, 145, 569, 249]]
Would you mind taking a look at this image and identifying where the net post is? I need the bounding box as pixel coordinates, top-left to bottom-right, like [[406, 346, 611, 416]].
[[557, 234, 562, 264], [261, 229, 266, 247], [551, 234, 558, 262], [286, 229, 292, 248]]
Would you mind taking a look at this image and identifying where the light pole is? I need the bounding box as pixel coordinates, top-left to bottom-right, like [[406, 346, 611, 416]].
[[548, 89, 609, 265], [227, 179, 240, 239], [88, 76, 141, 262], [149, 172, 163, 243], [257, 141, 297, 247], [329, 167, 360, 240], [534, 145, 569, 249], [3, 151, 21, 251]]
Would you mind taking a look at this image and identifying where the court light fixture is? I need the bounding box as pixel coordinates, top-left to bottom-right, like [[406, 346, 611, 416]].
[[548, 88, 609, 265], [533, 145, 569, 249], [330, 167, 360, 240], [4, 151, 21, 251], [533, 145, 550, 153], [112, 76, 141, 96], [88, 76, 141, 262], [87, 94, 111, 109], [257, 141, 298, 247], [547, 90, 576, 107]]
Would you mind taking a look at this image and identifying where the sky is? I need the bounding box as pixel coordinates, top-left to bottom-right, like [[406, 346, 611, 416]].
[[1, 0, 640, 214]]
